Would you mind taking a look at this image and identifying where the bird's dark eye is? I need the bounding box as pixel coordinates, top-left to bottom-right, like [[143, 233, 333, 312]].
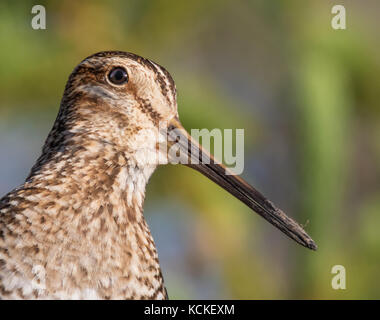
[[108, 67, 128, 85]]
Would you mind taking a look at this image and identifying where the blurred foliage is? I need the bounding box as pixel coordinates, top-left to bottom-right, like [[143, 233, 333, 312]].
[[0, 0, 380, 299]]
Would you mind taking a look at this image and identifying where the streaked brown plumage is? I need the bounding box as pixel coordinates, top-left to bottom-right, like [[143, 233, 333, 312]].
[[0, 51, 316, 300]]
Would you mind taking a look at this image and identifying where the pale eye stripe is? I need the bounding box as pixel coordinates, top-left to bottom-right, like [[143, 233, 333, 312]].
[[76, 84, 118, 100], [150, 60, 176, 105]]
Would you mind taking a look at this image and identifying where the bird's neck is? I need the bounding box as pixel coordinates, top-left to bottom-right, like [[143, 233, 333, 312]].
[[27, 137, 156, 227]]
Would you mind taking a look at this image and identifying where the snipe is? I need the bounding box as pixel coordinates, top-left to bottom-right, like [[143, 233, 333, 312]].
[[0, 51, 316, 299]]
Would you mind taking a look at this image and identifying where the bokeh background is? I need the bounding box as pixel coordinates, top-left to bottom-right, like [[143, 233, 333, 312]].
[[1, 0, 379, 299]]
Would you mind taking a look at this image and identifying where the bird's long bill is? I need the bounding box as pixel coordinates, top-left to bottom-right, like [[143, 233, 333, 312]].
[[166, 117, 317, 250]]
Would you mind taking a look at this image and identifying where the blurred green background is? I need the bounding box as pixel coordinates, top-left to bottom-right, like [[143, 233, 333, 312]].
[[1, 0, 379, 299]]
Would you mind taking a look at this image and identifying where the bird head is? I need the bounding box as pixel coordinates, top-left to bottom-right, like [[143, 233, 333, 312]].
[[53, 51, 177, 168]]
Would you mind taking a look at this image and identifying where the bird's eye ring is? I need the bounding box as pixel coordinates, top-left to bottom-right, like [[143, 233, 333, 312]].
[[108, 67, 128, 85]]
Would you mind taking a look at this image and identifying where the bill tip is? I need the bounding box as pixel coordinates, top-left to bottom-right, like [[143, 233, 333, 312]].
[[306, 240, 318, 251]]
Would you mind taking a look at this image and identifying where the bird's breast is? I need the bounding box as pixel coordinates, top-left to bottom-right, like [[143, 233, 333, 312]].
[[0, 154, 166, 299]]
